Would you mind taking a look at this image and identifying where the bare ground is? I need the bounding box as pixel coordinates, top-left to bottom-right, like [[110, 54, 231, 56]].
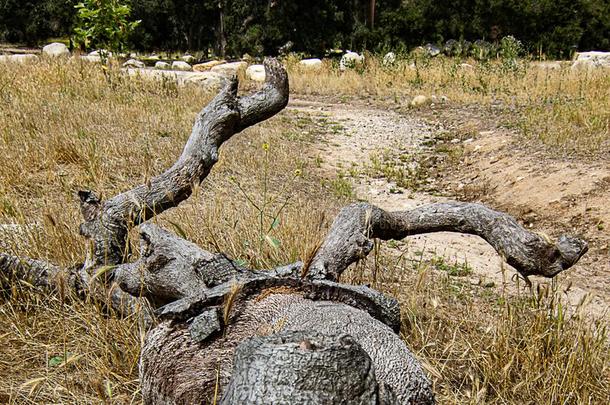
[[287, 98, 609, 320]]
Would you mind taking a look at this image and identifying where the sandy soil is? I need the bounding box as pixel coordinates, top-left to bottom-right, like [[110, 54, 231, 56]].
[[287, 98, 609, 320]]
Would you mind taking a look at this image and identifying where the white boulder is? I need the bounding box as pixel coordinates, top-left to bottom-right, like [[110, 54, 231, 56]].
[[211, 61, 248, 76], [193, 60, 226, 72], [382, 52, 396, 66], [340, 51, 364, 71], [299, 58, 323, 71], [0, 54, 38, 64], [172, 61, 192, 71], [246, 64, 266, 82], [155, 61, 171, 70], [123, 59, 145, 69], [42, 42, 69, 58], [571, 51, 610, 70]]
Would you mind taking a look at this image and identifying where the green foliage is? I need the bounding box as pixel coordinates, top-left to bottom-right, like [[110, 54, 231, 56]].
[[72, 0, 140, 52], [0, 0, 608, 58], [0, 0, 74, 44]]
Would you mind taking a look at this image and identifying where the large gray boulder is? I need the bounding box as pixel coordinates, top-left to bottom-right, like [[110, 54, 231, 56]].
[[154, 61, 171, 70], [299, 58, 323, 71], [172, 61, 192, 71], [42, 43, 69, 58], [123, 59, 145, 69]]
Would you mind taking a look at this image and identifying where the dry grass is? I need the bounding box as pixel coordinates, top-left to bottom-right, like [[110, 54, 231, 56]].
[[287, 55, 610, 155], [0, 58, 608, 403], [344, 250, 609, 404]]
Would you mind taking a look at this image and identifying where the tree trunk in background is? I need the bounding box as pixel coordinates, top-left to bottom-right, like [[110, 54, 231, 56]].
[[218, 1, 226, 57]]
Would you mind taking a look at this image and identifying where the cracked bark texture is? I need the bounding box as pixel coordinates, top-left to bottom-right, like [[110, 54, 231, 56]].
[[141, 294, 433, 404], [221, 330, 397, 404], [307, 202, 588, 281]]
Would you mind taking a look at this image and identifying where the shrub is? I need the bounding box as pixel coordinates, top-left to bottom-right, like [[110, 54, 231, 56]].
[[72, 0, 140, 52]]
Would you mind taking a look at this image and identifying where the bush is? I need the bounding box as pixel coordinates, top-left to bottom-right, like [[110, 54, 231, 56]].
[[72, 0, 140, 52]]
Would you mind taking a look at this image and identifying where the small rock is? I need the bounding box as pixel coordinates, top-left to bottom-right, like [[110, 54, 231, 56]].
[[410, 95, 429, 107], [172, 61, 192, 71], [193, 60, 226, 71], [155, 61, 171, 70], [340, 51, 364, 71], [459, 63, 474, 70], [246, 64, 266, 82], [383, 52, 396, 66], [123, 58, 145, 69], [424, 43, 441, 57], [42, 42, 69, 58], [299, 58, 323, 71], [440, 95, 449, 103]]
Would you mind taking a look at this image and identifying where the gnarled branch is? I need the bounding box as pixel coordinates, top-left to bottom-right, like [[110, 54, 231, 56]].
[[0, 253, 67, 290], [79, 58, 290, 268], [307, 202, 588, 281]]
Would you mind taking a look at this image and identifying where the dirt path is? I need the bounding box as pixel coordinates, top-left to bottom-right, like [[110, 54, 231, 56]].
[[287, 98, 609, 320]]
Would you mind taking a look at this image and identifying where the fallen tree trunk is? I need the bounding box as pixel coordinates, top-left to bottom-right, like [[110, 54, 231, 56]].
[[0, 59, 588, 404]]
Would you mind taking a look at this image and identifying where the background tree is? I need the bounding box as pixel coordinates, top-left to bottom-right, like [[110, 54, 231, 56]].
[[0, 0, 608, 58]]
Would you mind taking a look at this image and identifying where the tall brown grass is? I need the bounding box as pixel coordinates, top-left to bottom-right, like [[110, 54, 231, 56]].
[[0, 58, 607, 403]]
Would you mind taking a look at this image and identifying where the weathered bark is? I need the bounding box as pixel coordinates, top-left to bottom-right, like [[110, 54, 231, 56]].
[[79, 58, 289, 268], [307, 202, 588, 281], [0, 252, 150, 318], [141, 294, 433, 404], [221, 330, 396, 404], [0, 253, 66, 289], [113, 224, 250, 307]]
